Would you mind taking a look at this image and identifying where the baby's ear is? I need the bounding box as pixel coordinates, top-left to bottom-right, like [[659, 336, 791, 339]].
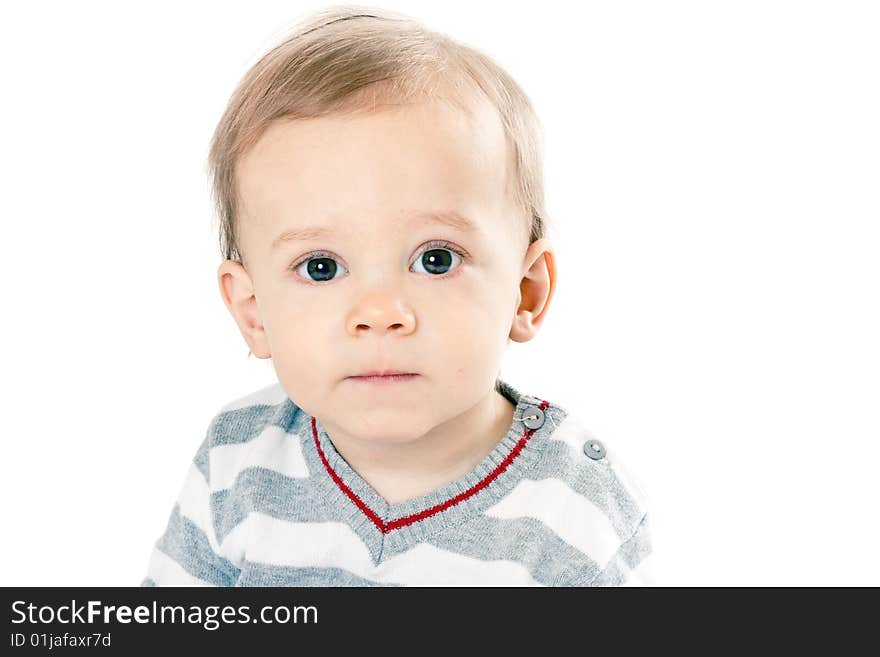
[[217, 259, 272, 359], [509, 239, 557, 343]]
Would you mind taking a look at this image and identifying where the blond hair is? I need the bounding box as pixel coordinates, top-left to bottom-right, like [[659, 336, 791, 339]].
[[207, 4, 550, 268]]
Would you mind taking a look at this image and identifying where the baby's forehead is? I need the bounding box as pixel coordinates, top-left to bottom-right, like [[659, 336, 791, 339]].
[[238, 101, 512, 233], [243, 96, 507, 173]]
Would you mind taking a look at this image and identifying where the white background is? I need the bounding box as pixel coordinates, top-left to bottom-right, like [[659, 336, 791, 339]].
[[1, 0, 878, 586]]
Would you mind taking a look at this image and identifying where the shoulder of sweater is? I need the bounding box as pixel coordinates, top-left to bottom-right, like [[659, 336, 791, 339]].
[[540, 407, 651, 522], [190, 381, 306, 500], [206, 381, 301, 450]]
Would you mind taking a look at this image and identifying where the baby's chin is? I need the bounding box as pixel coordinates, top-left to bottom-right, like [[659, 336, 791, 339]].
[[334, 408, 440, 444]]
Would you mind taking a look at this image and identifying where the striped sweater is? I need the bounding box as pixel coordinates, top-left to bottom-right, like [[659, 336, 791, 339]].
[[140, 378, 654, 586]]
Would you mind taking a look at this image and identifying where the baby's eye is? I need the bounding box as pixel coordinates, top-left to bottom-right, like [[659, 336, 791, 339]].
[[293, 254, 347, 283], [291, 242, 466, 284], [411, 245, 464, 276]]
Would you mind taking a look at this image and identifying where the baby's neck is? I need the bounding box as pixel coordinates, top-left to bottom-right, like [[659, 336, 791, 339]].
[[322, 388, 516, 506]]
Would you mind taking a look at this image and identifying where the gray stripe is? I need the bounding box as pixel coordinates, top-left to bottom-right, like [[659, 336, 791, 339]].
[[584, 514, 652, 587], [211, 466, 384, 561], [156, 503, 241, 586], [210, 405, 273, 446], [533, 441, 645, 540], [210, 399, 298, 447], [425, 514, 602, 586], [236, 561, 399, 587]]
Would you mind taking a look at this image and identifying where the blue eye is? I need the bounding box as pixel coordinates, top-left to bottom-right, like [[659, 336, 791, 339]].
[[411, 246, 463, 276], [293, 254, 347, 283], [290, 241, 467, 284]]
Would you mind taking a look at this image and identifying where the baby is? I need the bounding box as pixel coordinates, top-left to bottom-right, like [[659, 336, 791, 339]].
[[141, 5, 653, 587]]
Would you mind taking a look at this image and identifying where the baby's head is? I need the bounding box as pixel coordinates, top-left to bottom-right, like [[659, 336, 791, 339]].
[[210, 5, 557, 443]]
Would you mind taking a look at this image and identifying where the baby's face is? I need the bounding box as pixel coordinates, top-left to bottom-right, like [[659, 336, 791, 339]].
[[221, 96, 549, 443]]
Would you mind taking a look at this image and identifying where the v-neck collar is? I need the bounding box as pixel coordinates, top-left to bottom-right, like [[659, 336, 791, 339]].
[[296, 378, 568, 564]]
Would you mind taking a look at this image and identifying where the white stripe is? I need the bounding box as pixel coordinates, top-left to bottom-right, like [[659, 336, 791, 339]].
[[235, 512, 543, 586], [219, 382, 289, 413], [545, 413, 599, 456], [375, 543, 544, 586], [176, 462, 223, 554], [146, 546, 215, 586], [621, 553, 655, 587], [235, 515, 375, 572], [484, 478, 622, 566], [209, 424, 309, 492]]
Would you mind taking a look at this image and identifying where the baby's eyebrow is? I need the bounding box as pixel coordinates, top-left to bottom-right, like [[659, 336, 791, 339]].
[[271, 210, 477, 250]]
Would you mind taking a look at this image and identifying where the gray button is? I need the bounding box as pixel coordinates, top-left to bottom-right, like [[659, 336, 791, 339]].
[[521, 405, 545, 430], [583, 439, 606, 460]]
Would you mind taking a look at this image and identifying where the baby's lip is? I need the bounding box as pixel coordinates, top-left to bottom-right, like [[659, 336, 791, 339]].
[[348, 370, 417, 378]]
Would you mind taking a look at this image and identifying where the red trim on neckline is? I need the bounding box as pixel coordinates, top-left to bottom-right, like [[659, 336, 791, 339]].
[[311, 400, 550, 534]]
